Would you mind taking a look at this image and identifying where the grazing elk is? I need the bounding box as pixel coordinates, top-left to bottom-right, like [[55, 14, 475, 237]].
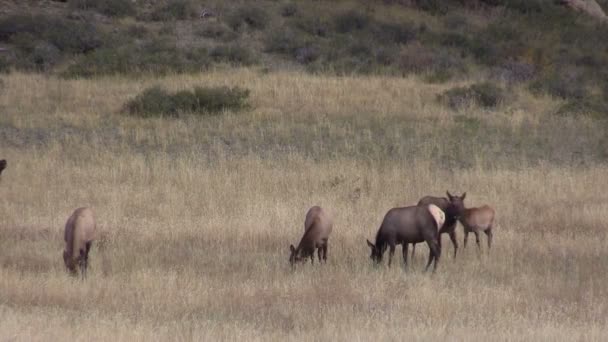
[[289, 206, 333, 267], [0, 159, 6, 175], [366, 204, 444, 272], [411, 191, 464, 259], [447, 192, 495, 255], [63, 207, 96, 279]]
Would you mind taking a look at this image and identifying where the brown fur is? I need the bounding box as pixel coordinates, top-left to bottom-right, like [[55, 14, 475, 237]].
[[411, 192, 464, 259], [63, 207, 96, 279], [366, 205, 441, 272], [448, 193, 495, 254], [290, 206, 333, 266]]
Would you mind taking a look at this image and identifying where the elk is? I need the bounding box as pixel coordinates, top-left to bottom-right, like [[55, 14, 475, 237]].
[[447, 193, 495, 254], [63, 207, 96, 279], [289, 206, 333, 267], [366, 204, 443, 272], [411, 191, 464, 259]]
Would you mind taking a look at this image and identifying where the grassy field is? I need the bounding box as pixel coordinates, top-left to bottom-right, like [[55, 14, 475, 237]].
[[1, 69, 607, 340]]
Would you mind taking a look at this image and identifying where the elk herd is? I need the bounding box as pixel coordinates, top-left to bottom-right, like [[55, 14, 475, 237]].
[[1, 159, 496, 279]]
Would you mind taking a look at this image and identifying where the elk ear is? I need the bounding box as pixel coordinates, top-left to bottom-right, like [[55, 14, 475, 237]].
[[366, 239, 375, 249], [289, 245, 296, 254], [446, 191, 453, 200], [461, 192, 466, 200]]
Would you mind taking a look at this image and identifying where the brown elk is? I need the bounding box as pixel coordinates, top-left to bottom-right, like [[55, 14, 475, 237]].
[[289, 206, 333, 266], [63, 207, 96, 279], [411, 191, 465, 259], [366, 204, 443, 272], [447, 193, 495, 254]]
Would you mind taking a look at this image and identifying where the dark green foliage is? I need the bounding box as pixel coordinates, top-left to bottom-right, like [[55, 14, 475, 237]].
[[264, 29, 306, 55], [150, 0, 197, 21], [197, 23, 238, 41], [530, 69, 587, 100], [334, 10, 370, 33], [294, 16, 330, 37], [125, 85, 251, 117], [210, 45, 256, 65], [62, 40, 209, 78], [281, 3, 298, 17], [0, 15, 101, 53], [227, 5, 270, 31], [556, 96, 608, 119], [439, 82, 505, 109], [373, 22, 417, 45], [68, 0, 136, 18], [414, 0, 450, 15]]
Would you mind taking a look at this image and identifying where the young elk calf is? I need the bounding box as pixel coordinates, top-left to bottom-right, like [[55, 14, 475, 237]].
[[289, 206, 333, 267], [447, 193, 495, 254], [63, 207, 96, 279]]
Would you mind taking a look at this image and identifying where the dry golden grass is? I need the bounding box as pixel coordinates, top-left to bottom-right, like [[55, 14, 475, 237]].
[[1, 69, 607, 341]]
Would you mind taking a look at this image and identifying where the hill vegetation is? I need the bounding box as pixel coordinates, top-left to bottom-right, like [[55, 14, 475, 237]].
[[1, 0, 607, 116]]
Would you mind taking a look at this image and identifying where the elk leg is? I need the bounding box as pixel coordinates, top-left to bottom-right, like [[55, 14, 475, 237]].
[[474, 231, 481, 256], [449, 231, 458, 259], [410, 243, 416, 261], [463, 231, 469, 249], [429, 240, 441, 273], [79, 248, 86, 280], [310, 253, 314, 265], [318, 247, 323, 263], [402, 244, 409, 270], [322, 244, 328, 263], [425, 240, 440, 272], [485, 228, 493, 253], [388, 244, 396, 268]]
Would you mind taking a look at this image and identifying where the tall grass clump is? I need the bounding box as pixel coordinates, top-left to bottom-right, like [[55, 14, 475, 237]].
[[439, 82, 505, 109], [124, 85, 250, 117]]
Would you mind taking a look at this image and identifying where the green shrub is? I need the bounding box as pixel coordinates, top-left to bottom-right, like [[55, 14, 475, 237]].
[[0, 15, 101, 53], [150, 0, 197, 21], [334, 10, 370, 33], [124, 85, 251, 117], [373, 22, 416, 45], [556, 96, 608, 119], [294, 16, 330, 37], [529, 69, 587, 100], [62, 40, 209, 77], [264, 29, 306, 55], [210, 45, 256, 65], [197, 22, 238, 41], [68, 0, 136, 18], [281, 3, 298, 17], [227, 5, 270, 31], [439, 82, 505, 109]]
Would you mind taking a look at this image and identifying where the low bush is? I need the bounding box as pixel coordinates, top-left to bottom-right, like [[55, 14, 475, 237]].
[[227, 5, 270, 31], [124, 85, 251, 117], [210, 45, 256, 65], [150, 0, 198, 21], [68, 0, 136, 18], [62, 40, 209, 77], [281, 3, 298, 17], [0, 14, 101, 53], [556, 96, 608, 119], [334, 10, 370, 33], [439, 82, 505, 109], [529, 68, 587, 100], [197, 22, 238, 41]]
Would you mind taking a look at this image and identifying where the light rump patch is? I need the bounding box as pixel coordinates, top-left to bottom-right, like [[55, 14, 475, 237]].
[[427, 204, 445, 231]]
